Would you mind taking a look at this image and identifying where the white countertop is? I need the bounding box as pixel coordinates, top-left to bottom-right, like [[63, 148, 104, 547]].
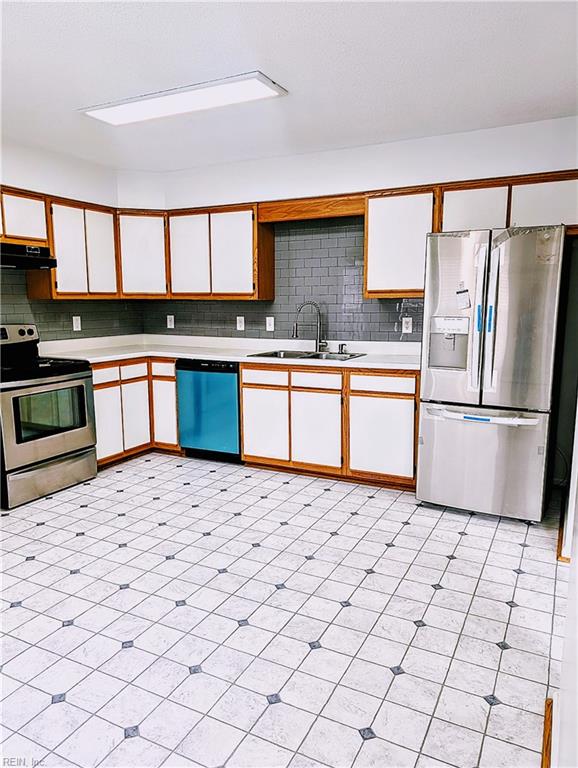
[[40, 334, 421, 371]]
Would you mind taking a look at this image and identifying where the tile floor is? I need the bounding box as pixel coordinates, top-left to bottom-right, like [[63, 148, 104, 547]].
[[0, 453, 568, 768]]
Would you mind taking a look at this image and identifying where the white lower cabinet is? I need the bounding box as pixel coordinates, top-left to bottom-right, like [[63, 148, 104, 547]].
[[94, 387, 124, 460], [349, 395, 415, 478], [242, 387, 289, 460], [291, 390, 341, 467], [121, 379, 151, 450], [152, 379, 178, 446]]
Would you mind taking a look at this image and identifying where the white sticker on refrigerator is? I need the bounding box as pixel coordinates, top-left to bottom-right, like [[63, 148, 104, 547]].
[[456, 289, 471, 310]]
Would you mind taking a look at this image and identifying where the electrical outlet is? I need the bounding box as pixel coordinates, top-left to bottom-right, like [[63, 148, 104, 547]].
[[402, 317, 413, 334], [72, 316, 81, 332], [236, 316, 245, 331], [167, 315, 175, 329], [266, 317, 275, 332]]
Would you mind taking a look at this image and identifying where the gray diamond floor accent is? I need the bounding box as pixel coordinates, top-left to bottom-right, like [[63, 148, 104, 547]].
[[0, 452, 565, 768], [267, 693, 282, 704], [51, 693, 66, 704]]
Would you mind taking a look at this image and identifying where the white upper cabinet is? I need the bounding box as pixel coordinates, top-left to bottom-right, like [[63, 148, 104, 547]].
[[510, 180, 578, 226], [169, 213, 211, 294], [443, 186, 508, 231], [51, 204, 88, 293], [2, 192, 47, 239], [210, 210, 254, 294], [85, 210, 117, 293], [366, 193, 433, 294], [120, 214, 166, 294]]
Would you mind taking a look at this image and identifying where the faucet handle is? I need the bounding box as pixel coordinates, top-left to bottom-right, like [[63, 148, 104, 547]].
[[338, 343, 347, 354], [319, 340, 328, 351]]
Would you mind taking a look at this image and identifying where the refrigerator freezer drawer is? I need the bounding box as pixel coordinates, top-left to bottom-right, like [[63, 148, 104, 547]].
[[417, 404, 549, 521]]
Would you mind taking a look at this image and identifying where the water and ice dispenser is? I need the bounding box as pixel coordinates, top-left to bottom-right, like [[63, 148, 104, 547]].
[[428, 316, 469, 370]]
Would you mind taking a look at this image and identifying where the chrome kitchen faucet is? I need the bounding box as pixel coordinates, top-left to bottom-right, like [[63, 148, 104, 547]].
[[292, 301, 327, 353]]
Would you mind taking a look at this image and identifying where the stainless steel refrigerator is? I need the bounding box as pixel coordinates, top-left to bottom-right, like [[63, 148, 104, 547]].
[[417, 225, 565, 521]]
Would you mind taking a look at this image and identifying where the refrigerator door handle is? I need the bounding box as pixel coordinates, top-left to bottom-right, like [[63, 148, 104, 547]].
[[483, 243, 501, 392], [470, 244, 487, 392], [426, 406, 539, 427]]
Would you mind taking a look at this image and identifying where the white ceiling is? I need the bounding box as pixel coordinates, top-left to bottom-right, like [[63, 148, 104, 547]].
[[2, 2, 576, 173]]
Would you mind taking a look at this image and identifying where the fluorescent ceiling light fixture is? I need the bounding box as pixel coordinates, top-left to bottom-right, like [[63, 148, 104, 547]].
[[82, 71, 287, 126]]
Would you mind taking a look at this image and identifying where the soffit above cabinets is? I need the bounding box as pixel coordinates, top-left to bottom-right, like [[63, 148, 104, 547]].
[[2, 2, 576, 171]]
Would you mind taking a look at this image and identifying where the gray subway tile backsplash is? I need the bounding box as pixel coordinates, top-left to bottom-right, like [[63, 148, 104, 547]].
[[1, 216, 423, 343]]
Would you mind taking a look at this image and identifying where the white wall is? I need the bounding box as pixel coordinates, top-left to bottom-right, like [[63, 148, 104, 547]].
[[165, 116, 578, 208], [2, 116, 577, 211], [116, 169, 166, 209], [1, 141, 119, 206]]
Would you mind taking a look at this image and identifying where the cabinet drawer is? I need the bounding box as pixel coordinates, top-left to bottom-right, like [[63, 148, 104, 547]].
[[242, 368, 288, 386], [151, 361, 175, 377], [350, 374, 415, 394], [120, 362, 149, 381], [92, 366, 120, 385], [291, 371, 342, 390]]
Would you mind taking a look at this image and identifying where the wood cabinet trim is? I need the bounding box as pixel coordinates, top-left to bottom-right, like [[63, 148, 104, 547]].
[[349, 390, 415, 400], [257, 195, 365, 223]]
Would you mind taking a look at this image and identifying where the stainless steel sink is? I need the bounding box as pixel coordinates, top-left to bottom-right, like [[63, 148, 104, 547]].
[[248, 350, 314, 359], [307, 352, 365, 361], [248, 350, 365, 362]]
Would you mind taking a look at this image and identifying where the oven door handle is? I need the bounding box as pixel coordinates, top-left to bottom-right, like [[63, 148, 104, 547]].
[[0, 371, 92, 391]]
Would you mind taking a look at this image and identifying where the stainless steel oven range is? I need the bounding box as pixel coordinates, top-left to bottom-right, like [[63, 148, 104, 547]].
[[0, 325, 97, 508]]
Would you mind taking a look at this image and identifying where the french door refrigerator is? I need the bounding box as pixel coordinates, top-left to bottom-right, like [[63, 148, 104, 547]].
[[417, 225, 565, 521]]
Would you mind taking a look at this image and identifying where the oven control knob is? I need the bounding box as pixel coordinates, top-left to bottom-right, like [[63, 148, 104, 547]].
[[26, 328, 35, 336], [18, 328, 26, 336]]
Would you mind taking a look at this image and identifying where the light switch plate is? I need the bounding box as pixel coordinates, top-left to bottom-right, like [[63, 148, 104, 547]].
[[236, 316, 245, 331], [402, 317, 413, 334], [266, 317, 275, 332], [72, 316, 81, 332], [167, 315, 175, 329]]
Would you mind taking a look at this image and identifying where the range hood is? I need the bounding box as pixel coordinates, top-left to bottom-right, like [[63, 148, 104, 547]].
[[0, 242, 56, 269]]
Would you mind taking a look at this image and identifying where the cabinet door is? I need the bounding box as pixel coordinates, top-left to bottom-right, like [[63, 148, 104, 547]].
[[291, 390, 342, 468], [152, 379, 178, 446], [2, 193, 47, 239], [120, 215, 167, 294], [51, 204, 88, 293], [85, 210, 117, 293], [169, 214, 211, 294], [510, 180, 578, 226], [366, 193, 433, 294], [210, 210, 254, 294], [443, 186, 508, 231], [94, 386, 124, 460], [242, 387, 289, 460], [121, 379, 151, 450], [349, 395, 415, 478]]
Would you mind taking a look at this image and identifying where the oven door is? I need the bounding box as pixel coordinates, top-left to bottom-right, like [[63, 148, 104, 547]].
[[0, 373, 96, 471]]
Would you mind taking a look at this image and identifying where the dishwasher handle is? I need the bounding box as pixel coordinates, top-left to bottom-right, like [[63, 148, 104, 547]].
[[426, 406, 539, 427]]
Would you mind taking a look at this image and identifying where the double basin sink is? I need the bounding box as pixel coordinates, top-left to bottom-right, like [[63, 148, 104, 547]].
[[249, 350, 365, 362]]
